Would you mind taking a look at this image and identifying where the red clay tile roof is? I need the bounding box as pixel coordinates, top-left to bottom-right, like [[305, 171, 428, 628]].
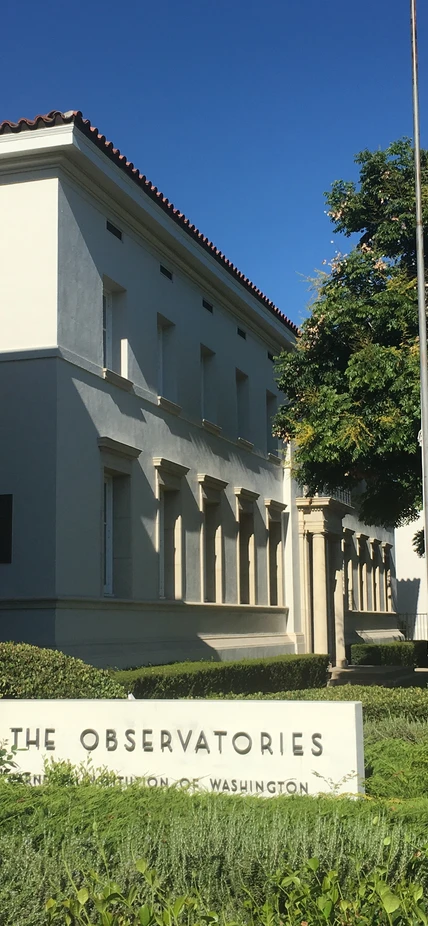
[[0, 110, 298, 335]]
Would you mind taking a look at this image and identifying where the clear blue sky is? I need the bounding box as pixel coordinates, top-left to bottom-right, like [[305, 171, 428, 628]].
[[2, 0, 427, 327]]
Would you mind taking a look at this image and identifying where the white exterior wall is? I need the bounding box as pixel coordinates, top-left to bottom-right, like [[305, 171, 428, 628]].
[[0, 133, 298, 667], [395, 518, 427, 637], [0, 121, 402, 666], [0, 176, 58, 351], [0, 358, 57, 600]]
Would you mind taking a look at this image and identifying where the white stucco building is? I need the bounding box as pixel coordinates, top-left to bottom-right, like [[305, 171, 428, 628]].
[[0, 110, 400, 667]]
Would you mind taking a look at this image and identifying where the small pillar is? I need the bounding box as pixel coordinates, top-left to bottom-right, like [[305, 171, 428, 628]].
[[312, 531, 329, 654]]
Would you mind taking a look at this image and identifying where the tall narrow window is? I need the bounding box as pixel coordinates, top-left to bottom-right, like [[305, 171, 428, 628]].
[[159, 489, 182, 599], [239, 511, 254, 604], [103, 292, 113, 370], [203, 502, 222, 602], [236, 369, 250, 440], [155, 458, 189, 601], [103, 287, 128, 377], [157, 315, 176, 401], [201, 345, 216, 423], [103, 475, 113, 595], [0, 494, 13, 564], [265, 500, 285, 606], [266, 391, 277, 455]]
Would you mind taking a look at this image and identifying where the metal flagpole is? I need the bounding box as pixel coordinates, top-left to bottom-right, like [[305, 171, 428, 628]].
[[410, 0, 428, 599]]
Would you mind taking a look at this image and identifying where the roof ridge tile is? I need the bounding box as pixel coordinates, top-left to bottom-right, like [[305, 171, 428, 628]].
[[0, 109, 298, 335]]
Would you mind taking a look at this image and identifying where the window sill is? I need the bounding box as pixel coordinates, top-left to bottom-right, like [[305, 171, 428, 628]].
[[157, 395, 182, 416], [103, 368, 133, 392], [267, 452, 282, 465], [237, 436, 254, 452], [202, 418, 222, 436]]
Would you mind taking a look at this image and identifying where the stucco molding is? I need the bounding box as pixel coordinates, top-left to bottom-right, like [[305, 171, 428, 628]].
[[97, 437, 141, 459], [157, 395, 182, 416]]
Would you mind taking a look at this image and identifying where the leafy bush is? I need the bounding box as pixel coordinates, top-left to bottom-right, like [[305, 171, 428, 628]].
[[212, 685, 428, 721], [0, 642, 126, 699], [365, 739, 428, 800], [114, 654, 329, 698], [2, 780, 428, 924], [350, 641, 425, 667], [45, 852, 428, 926]]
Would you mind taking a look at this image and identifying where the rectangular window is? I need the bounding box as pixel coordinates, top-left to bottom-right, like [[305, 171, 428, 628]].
[[103, 475, 113, 595], [0, 494, 13, 564], [237, 327, 246, 339], [203, 298, 213, 313], [238, 510, 255, 604], [201, 345, 216, 423], [236, 369, 250, 440], [103, 472, 131, 597], [103, 287, 128, 377], [102, 292, 113, 370], [268, 520, 282, 606], [157, 315, 176, 401], [106, 220, 122, 241], [268, 351, 274, 362], [160, 264, 173, 280], [266, 391, 277, 454], [203, 502, 222, 602], [159, 489, 182, 599]]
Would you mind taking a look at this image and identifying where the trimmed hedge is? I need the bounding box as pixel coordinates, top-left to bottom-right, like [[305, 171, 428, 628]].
[[114, 653, 329, 698], [211, 685, 428, 721], [0, 642, 126, 699], [350, 641, 427, 667]]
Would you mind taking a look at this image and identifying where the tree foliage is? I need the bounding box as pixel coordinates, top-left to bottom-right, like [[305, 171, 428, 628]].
[[275, 139, 428, 527]]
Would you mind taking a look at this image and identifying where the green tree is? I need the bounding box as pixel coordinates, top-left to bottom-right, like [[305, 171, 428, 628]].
[[275, 139, 428, 529]]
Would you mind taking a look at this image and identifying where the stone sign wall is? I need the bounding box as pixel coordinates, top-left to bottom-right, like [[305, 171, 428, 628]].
[[0, 699, 365, 796]]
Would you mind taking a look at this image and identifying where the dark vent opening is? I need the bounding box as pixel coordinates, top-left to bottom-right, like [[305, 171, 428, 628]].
[[0, 494, 12, 564], [268, 351, 274, 362], [160, 265, 173, 280], [106, 220, 122, 241], [203, 299, 213, 313], [237, 327, 246, 339]]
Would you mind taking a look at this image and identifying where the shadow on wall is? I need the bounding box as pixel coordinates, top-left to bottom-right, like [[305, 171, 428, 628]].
[[397, 577, 421, 615]]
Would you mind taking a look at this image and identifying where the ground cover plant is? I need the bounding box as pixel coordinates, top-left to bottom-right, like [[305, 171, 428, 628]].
[[114, 653, 329, 697], [1, 679, 428, 923], [0, 642, 126, 699], [43, 852, 428, 926], [1, 779, 428, 926]]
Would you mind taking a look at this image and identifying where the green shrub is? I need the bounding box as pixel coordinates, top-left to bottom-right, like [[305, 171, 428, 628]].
[[45, 851, 428, 926], [0, 642, 126, 699], [212, 685, 428, 721], [350, 641, 421, 667], [1, 781, 428, 924], [365, 739, 428, 799], [114, 653, 329, 698]]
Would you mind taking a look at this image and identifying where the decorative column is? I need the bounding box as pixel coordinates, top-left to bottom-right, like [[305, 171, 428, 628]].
[[357, 534, 369, 611], [370, 539, 380, 612], [298, 509, 312, 652], [382, 542, 393, 612], [344, 528, 355, 611], [312, 531, 329, 654], [332, 536, 347, 667]]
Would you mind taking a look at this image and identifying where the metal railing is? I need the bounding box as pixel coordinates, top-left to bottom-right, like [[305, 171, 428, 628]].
[[397, 612, 428, 641]]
